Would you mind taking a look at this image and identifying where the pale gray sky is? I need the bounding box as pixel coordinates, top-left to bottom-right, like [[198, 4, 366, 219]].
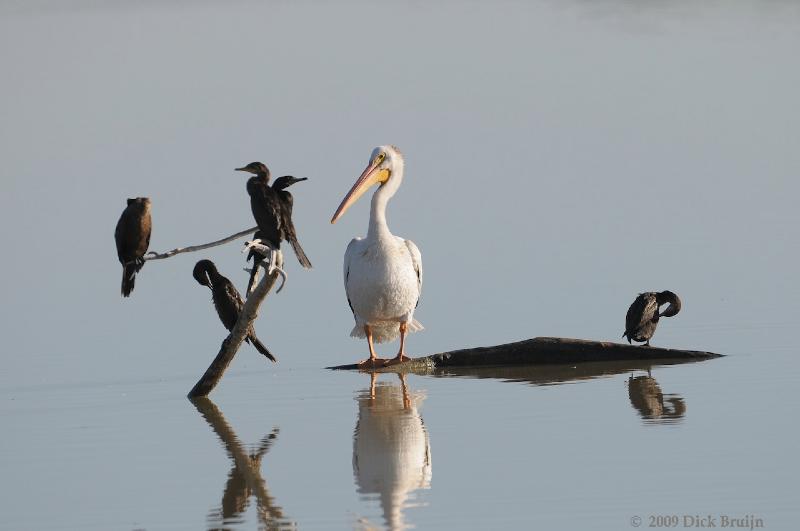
[[1, 0, 798, 386]]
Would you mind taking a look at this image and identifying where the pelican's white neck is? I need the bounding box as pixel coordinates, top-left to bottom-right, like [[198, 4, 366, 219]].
[[367, 156, 404, 241]]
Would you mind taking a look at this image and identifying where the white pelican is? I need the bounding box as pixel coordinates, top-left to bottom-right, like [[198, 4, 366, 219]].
[[331, 145, 423, 368]]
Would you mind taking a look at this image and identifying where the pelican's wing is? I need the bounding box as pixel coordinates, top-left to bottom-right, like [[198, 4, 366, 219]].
[[625, 293, 658, 336], [404, 239, 423, 304], [343, 238, 360, 315]]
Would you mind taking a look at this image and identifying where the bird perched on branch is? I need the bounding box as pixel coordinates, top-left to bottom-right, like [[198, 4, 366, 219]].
[[244, 174, 311, 294], [115, 197, 152, 297], [623, 291, 682, 346], [193, 259, 276, 362], [331, 145, 423, 369], [236, 163, 312, 280]]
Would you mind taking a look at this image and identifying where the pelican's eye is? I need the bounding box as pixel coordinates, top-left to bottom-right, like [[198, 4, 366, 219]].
[[374, 152, 385, 165]]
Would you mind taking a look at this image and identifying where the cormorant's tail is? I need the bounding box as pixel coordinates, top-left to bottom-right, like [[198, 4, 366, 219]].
[[121, 263, 137, 297], [622, 331, 631, 344], [121, 259, 146, 297], [248, 334, 277, 362], [288, 236, 312, 269]]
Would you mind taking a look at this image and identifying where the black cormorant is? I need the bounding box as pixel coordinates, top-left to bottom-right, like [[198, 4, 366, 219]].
[[623, 291, 682, 346], [193, 259, 276, 362], [235, 162, 312, 269], [114, 197, 152, 297], [244, 175, 311, 293]]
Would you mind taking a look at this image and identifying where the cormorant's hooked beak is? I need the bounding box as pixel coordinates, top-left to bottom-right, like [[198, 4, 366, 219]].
[[234, 166, 251, 173], [331, 159, 390, 224]]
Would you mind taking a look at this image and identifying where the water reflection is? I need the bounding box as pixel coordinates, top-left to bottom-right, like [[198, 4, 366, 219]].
[[424, 360, 689, 424], [627, 372, 686, 424], [425, 359, 704, 387], [353, 374, 431, 530], [190, 397, 295, 530]]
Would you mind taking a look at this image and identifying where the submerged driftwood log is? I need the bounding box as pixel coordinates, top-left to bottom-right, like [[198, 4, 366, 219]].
[[326, 336, 723, 372]]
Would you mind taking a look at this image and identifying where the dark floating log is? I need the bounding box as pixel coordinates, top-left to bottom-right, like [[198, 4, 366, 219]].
[[326, 336, 723, 372]]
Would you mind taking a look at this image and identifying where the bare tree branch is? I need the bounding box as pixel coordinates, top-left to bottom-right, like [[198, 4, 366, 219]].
[[145, 226, 258, 261], [188, 252, 283, 398]]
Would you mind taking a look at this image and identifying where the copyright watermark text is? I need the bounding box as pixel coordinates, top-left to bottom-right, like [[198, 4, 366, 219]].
[[630, 514, 765, 530]]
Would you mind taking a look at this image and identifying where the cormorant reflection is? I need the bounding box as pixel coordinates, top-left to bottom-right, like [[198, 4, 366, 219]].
[[353, 373, 431, 530], [190, 397, 294, 530], [627, 372, 686, 423], [424, 361, 690, 425]]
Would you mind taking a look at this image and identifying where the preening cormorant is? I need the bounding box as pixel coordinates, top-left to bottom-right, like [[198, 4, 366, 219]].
[[235, 162, 312, 269], [114, 197, 152, 297], [623, 291, 682, 346], [193, 259, 276, 362]]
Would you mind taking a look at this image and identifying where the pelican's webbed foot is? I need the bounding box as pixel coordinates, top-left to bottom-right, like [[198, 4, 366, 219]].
[[358, 324, 389, 370], [384, 322, 411, 366]]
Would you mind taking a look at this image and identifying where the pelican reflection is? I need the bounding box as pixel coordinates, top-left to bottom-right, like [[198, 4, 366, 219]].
[[627, 372, 686, 424], [353, 373, 431, 530], [190, 397, 295, 530]]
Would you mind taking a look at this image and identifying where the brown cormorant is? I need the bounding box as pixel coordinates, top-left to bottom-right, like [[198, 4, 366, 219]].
[[114, 197, 152, 297], [235, 162, 312, 269], [623, 291, 682, 346], [193, 259, 276, 362]]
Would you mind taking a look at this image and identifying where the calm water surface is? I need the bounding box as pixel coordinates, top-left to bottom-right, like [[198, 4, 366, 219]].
[[3, 349, 798, 530], [1, 0, 799, 529]]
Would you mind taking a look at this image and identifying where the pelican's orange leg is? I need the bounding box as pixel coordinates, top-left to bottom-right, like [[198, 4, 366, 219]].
[[399, 373, 411, 410], [369, 372, 378, 400], [385, 322, 412, 366], [358, 325, 388, 369]]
